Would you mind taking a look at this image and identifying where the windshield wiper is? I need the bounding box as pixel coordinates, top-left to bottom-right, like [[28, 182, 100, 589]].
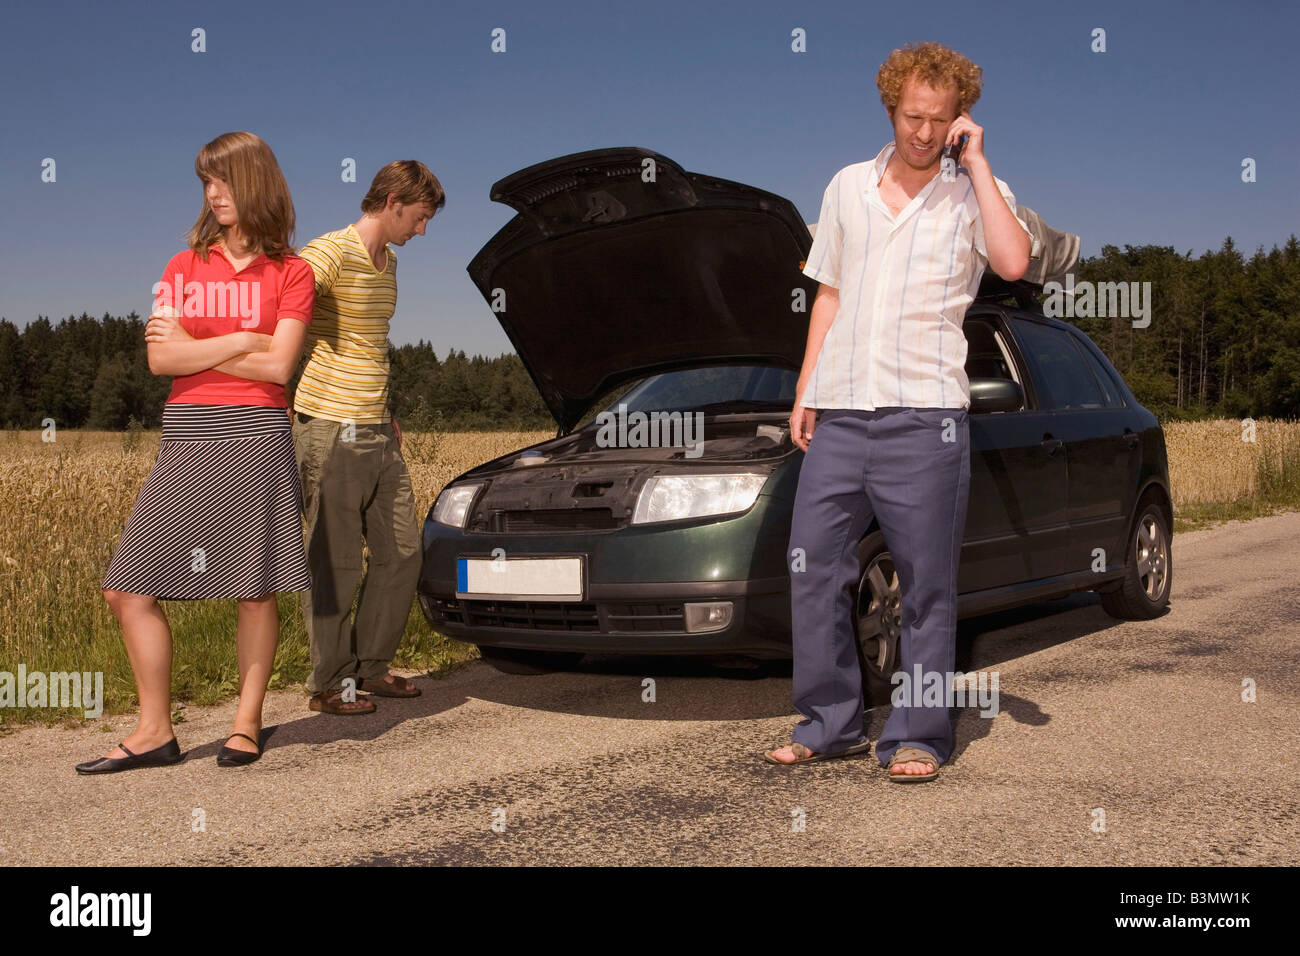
[[687, 400, 791, 414]]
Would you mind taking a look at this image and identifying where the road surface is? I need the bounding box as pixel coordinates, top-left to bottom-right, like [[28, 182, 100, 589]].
[[3, 512, 1297, 866]]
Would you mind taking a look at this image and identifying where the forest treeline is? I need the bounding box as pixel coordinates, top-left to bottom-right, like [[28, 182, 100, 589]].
[[0, 319, 554, 431], [1, 235, 1297, 431], [1068, 236, 1300, 420]]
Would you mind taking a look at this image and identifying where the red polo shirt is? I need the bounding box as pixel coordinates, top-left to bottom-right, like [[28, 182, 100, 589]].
[[155, 246, 314, 407]]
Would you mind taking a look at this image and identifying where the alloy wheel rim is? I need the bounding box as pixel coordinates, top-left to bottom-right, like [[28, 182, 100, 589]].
[[856, 554, 901, 673], [1134, 514, 1169, 601]]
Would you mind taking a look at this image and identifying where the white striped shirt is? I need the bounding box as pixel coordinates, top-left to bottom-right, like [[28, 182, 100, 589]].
[[801, 142, 1031, 411]]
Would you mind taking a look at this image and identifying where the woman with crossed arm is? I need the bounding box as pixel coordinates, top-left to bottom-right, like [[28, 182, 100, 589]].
[[77, 131, 313, 773]]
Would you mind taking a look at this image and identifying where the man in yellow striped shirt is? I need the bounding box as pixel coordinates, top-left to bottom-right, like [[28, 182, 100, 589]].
[[292, 160, 445, 715]]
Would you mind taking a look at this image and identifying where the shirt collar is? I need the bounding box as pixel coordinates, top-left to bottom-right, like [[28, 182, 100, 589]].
[[208, 243, 268, 271], [867, 142, 895, 189], [864, 141, 952, 229], [867, 140, 958, 191], [347, 224, 394, 272]]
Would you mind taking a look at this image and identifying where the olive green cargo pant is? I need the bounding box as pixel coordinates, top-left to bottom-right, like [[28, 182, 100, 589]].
[[292, 412, 422, 695]]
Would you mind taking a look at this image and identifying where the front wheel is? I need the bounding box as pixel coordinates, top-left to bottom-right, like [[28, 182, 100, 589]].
[[477, 645, 584, 675], [1100, 497, 1172, 620], [853, 531, 902, 707]]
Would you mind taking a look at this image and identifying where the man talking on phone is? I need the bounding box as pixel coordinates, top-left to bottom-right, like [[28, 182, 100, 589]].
[[764, 42, 1032, 781]]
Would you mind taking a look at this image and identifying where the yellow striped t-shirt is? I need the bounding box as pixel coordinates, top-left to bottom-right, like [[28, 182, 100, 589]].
[[293, 225, 397, 424]]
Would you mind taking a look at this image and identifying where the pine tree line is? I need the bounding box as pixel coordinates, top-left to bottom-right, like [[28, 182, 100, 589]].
[[1069, 236, 1300, 420], [0, 315, 553, 431]]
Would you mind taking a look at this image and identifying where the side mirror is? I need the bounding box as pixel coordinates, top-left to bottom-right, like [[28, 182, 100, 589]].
[[969, 377, 1023, 415]]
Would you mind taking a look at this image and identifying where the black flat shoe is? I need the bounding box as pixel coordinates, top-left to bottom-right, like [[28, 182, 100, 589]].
[[217, 732, 262, 767], [75, 738, 183, 775]]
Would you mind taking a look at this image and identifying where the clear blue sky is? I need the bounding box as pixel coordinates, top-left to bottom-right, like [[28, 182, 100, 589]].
[[1, 0, 1296, 355]]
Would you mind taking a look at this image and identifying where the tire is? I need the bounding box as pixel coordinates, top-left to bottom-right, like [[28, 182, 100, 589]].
[[477, 645, 584, 675], [853, 531, 902, 707], [1100, 496, 1172, 620]]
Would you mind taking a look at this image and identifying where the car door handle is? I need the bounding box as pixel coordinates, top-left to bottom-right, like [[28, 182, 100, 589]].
[[1123, 429, 1140, 448], [1040, 436, 1064, 456]]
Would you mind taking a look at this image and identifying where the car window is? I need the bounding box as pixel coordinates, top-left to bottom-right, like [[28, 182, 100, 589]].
[[964, 320, 1020, 384], [610, 365, 797, 414], [1071, 336, 1124, 408], [1011, 320, 1106, 410]]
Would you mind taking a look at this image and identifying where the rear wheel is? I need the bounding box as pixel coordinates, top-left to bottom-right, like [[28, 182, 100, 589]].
[[1100, 496, 1172, 619], [477, 646, 584, 675], [853, 531, 902, 707]]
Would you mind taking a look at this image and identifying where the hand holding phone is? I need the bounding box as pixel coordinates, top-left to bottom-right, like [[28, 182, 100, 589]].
[[940, 134, 967, 182]]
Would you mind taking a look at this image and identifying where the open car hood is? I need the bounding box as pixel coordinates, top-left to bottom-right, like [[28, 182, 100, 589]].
[[467, 147, 818, 432]]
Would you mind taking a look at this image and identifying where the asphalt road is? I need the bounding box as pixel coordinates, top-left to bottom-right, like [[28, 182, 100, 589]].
[[4, 512, 1298, 866]]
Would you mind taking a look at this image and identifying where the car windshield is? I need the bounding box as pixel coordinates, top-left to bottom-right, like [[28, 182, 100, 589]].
[[603, 365, 797, 416]]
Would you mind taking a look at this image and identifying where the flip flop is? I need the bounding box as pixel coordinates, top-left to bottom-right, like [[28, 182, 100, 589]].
[[887, 746, 940, 783], [359, 675, 422, 698], [763, 738, 872, 766]]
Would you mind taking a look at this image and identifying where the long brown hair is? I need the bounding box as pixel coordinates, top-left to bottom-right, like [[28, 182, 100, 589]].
[[187, 131, 296, 261]]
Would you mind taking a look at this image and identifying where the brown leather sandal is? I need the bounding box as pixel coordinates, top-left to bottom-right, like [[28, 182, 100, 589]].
[[763, 738, 871, 766], [887, 746, 939, 783], [359, 674, 422, 698], [309, 690, 377, 715]]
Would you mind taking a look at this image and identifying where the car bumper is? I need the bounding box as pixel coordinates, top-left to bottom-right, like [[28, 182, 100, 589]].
[[418, 494, 795, 656], [419, 576, 791, 656]]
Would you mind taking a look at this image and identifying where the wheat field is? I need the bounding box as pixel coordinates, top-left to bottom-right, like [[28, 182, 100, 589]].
[[0, 419, 1295, 724], [1163, 419, 1300, 506], [0, 426, 548, 726]]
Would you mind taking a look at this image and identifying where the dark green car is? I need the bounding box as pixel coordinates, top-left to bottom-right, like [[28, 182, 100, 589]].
[[417, 148, 1173, 685]]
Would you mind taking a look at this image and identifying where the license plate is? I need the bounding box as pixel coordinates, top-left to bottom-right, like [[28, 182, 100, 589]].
[[456, 556, 584, 601]]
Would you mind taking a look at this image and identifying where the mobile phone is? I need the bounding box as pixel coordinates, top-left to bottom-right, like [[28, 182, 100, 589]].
[[941, 133, 968, 165], [940, 134, 967, 181]]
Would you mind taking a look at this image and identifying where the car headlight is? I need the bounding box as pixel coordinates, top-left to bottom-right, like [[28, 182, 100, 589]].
[[632, 474, 767, 525], [431, 482, 483, 528]]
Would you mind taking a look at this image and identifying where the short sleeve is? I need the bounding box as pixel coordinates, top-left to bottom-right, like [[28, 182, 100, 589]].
[[297, 237, 343, 298], [152, 251, 191, 315], [972, 176, 1033, 260], [276, 256, 315, 325], [802, 172, 844, 289]]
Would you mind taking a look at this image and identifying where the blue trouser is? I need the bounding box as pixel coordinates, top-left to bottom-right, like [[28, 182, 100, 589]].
[[788, 407, 970, 766]]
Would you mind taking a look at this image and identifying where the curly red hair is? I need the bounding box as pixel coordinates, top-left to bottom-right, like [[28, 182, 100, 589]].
[[877, 42, 983, 115]]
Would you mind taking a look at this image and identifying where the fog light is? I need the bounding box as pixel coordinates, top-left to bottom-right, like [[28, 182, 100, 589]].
[[684, 601, 734, 633]]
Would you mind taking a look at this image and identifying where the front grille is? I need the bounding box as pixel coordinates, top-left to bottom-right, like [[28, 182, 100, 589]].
[[425, 597, 687, 634], [432, 598, 600, 631], [603, 602, 686, 632], [496, 508, 620, 533]]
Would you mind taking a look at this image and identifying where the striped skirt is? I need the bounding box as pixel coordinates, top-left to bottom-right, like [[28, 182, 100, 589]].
[[102, 404, 311, 600]]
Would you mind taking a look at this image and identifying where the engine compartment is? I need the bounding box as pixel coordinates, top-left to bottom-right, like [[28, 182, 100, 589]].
[[462, 417, 793, 533]]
